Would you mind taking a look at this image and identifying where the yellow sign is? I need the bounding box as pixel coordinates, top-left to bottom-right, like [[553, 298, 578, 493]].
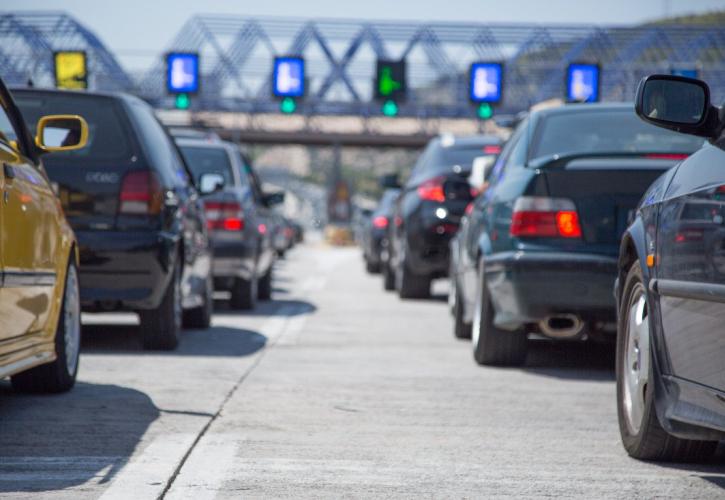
[[54, 51, 87, 89]]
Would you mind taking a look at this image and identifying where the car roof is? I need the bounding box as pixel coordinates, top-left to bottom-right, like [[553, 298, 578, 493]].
[[532, 102, 634, 120], [175, 137, 238, 151], [10, 86, 142, 105], [435, 134, 503, 149]]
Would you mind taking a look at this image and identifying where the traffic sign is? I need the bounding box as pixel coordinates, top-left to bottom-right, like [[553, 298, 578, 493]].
[[53, 51, 87, 89], [166, 52, 199, 94], [273, 56, 305, 98], [566, 63, 600, 102], [469, 62, 502, 103], [375, 59, 406, 102], [670, 68, 698, 79]]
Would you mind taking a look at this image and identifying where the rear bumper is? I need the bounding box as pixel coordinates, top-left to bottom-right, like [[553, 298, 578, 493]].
[[210, 238, 258, 288], [404, 211, 459, 278], [77, 230, 178, 311], [484, 251, 618, 330]]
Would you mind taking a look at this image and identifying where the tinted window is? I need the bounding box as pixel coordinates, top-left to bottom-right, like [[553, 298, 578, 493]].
[[532, 109, 704, 160], [179, 146, 235, 187], [15, 92, 135, 162], [127, 100, 189, 187], [0, 105, 18, 145]]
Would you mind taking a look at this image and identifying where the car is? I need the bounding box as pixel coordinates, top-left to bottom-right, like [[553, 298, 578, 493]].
[[614, 74, 725, 461], [455, 103, 704, 365], [14, 88, 214, 351], [388, 135, 503, 298], [361, 188, 400, 274], [175, 138, 282, 309], [0, 77, 88, 392]]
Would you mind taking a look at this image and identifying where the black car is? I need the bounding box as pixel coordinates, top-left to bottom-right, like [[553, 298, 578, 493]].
[[614, 74, 725, 461], [454, 103, 704, 365], [14, 88, 213, 350], [389, 135, 503, 298], [362, 188, 400, 274], [176, 138, 281, 309]]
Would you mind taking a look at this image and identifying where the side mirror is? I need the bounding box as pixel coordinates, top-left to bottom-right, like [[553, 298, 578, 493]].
[[635, 74, 720, 138], [380, 173, 401, 189], [264, 191, 285, 206], [469, 155, 496, 191], [35, 115, 88, 152], [199, 173, 225, 194]]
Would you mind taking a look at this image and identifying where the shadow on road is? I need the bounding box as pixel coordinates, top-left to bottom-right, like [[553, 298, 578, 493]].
[[82, 323, 268, 356], [521, 339, 615, 381], [213, 298, 316, 318], [649, 444, 725, 485], [0, 381, 158, 493]]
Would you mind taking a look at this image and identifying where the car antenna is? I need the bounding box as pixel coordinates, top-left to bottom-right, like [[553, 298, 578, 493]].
[[26, 78, 34, 88]]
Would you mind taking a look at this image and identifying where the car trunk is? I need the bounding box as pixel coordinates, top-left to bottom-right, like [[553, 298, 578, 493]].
[[541, 157, 678, 246], [13, 91, 146, 231]]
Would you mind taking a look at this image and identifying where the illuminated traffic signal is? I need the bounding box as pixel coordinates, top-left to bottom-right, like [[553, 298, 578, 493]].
[[175, 93, 190, 110], [166, 52, 200, 94], [375, 59, 406, 102], [272, 56, 305, 114], [566, 63, 600, 103], [477, 103, 493, 120], [381, 100, 399, 117], [54, 51, 87, 89]]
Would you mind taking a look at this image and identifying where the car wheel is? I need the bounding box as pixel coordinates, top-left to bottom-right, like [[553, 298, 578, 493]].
[[472, 259, 527, 366], [183, 272, 213, 328], [383, 262, 396, 291], [230, 274, 258, 310], [365, 259, 380, 274], [396, 258, 430, 299], [12, 259, 81, 393], [616, 261, 717, 461], [258, 266, 273, 301], [140, 258, 181, 351], [453, 282, 472, 340]]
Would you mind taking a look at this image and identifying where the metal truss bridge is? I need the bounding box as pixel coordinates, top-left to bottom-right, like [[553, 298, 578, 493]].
[[2, 12, 725, 120]]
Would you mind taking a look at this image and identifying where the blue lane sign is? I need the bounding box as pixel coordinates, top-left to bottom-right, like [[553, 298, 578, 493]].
[[566, 63, 600, 102], [166, 53, 199, 94], [670, 68, 698, 79], [273, 56, 305, 98], [469, 62, 503, 103]]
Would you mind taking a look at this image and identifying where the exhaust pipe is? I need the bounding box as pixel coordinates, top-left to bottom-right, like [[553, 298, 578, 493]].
[[538, 314, 584, 339]]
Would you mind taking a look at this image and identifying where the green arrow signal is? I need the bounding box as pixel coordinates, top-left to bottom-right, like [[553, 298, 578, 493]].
[[378, 67, 401, 96]]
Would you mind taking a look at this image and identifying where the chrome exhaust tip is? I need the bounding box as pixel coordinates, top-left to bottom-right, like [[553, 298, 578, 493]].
[[538, 314, 584, 339]]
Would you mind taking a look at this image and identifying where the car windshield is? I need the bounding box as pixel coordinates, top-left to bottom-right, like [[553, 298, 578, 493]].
[[178, 146, 235, 187], [14, 92, 135, 162], [435, 146, 491, 171], [532, 109, 704, 160]]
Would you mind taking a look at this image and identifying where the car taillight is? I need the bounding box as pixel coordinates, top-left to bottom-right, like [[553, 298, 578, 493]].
[[417, 176, 446, 202], [119, 171, 163, 215], [510, 197, 582, 239], [372, 215, 388, 229], [645, 153, 689, 160], [204, 200, 244, 231]]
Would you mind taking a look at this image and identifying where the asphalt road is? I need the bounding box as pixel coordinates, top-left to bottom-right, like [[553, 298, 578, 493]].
[[1, 237, 723, 499]]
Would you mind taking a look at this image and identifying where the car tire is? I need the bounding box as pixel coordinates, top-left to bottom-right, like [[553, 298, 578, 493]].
[[230, 274, 258, 310], [140, 258, 181, 351], [383, 262, 396, 291], [397, 259, 430, 299], [616, 261, 717, 462], [472, 259, 527, 366], [11, 259, 81, 393], [258, 266, 273, 301], [366, 259, 381, 274], [453, 283, 472, 340], [183, 272, 213, 328]]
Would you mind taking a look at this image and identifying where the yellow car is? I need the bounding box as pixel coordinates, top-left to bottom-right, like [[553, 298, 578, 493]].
[[0, 79, 88, 393]]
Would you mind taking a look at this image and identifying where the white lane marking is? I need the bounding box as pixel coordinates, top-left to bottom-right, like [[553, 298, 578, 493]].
[[164, 439, 238, 500], [97, 433, 198, 500], [95, 304, 306, 499]]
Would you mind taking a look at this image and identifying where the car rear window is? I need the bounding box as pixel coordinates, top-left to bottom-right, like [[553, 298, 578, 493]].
[[179, 146, 235, 186], [14, 92, 135, 162], [532, 109, 704, 160]]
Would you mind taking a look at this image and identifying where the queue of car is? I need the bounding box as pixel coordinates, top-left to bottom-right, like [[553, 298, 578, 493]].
[[361, 74, 725, 462], [0, 78, 300, 395]]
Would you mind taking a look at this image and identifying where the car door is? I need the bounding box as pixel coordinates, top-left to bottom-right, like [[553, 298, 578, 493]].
[[655, 144, 725, 392], [0, 95, 57, 341], [239, 154, 274, 273]]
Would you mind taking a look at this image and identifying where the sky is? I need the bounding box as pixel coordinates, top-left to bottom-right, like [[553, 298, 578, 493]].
[[6, 0, 725, 70]]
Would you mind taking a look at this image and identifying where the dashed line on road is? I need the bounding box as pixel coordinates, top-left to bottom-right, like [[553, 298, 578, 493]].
[[93, 303, 308, 500]]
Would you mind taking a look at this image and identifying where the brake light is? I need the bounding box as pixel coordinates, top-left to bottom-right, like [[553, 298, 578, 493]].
[[204, 200, 244, 231], [645, 153, 689, 160], [372, 215, 389, 229], [483, 145, 501, 154], [510, 197, 582, 239], [119, 171, 163, 215], [417, 176, 446, 202]]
